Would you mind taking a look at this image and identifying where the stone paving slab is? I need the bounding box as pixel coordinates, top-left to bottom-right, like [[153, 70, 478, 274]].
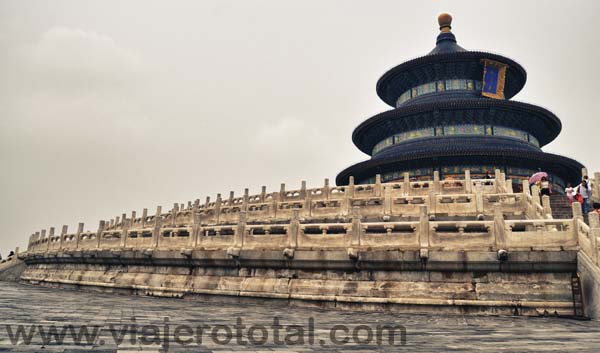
[[0, 282, 599, 352]]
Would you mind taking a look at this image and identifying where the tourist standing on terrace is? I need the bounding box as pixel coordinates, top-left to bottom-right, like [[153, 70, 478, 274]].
[[565, 183, 575, 203], [576, 180, 592, 214], [540, 176, 551, 196]]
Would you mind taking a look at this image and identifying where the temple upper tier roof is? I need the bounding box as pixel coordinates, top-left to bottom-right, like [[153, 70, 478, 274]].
[[376, 14, 527, 107]]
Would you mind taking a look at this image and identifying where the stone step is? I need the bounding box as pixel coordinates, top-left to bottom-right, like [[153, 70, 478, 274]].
[[550, 194, 573, 219]]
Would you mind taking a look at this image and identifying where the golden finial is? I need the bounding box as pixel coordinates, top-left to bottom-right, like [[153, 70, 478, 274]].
[[438, 13, 452, 33]]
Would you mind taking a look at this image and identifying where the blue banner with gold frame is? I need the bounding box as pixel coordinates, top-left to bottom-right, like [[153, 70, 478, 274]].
[[481, 59, 508, 99]]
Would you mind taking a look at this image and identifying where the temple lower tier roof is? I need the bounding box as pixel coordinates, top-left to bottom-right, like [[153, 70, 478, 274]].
[[352, 98, 561, 155], [335, 148, 583, 188]]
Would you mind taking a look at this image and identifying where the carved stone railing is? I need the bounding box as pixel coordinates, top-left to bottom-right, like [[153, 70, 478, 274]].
[[25, 202, 585, 258], [26, 169, 522, 253], [36, 168, 600, 256], [573, 200, 600, 267]]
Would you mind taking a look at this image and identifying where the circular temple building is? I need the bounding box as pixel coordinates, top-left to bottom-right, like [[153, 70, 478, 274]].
[[336, 14, 583, 192]]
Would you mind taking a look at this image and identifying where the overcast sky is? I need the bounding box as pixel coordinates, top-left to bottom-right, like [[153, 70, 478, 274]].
[[1, 0, 598, 253]]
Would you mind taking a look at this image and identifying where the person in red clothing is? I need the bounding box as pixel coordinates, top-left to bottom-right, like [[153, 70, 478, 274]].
[[593, 202, 600, 217]]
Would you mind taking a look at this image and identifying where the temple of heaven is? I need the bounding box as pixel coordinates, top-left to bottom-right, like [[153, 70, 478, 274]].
[[336, 13, 583, 192]]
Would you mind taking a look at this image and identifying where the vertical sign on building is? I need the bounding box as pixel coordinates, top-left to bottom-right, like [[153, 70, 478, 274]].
[[481, 59, 508, 99]]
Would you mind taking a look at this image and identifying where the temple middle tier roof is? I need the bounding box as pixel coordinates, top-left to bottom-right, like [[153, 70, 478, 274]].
[[352, 98, 562, 155]]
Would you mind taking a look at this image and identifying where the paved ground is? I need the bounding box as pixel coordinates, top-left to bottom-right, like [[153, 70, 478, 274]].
[[1, 282, 599, 352]]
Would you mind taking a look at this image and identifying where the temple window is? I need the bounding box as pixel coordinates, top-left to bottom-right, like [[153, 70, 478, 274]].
[[396, 79, 483, 106], [372, 125, 540, 155]]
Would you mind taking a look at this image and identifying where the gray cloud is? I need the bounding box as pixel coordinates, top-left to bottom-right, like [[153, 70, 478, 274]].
[[0, 0, 598, 254]]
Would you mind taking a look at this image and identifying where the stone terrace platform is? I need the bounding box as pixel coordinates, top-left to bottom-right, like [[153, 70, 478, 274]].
[[1, 282, 600, 352]]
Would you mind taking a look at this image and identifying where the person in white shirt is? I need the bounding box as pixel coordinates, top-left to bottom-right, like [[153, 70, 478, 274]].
[[575, 180, 592, 214], [540, 176, 551, 196], [565, 182, 574, 203]]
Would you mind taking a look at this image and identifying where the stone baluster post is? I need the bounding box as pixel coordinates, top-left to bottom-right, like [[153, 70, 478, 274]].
[[243, 188, 249, 212], [190, 210, 200, 248], [141, 208, 148, 228], [41, 229, 48, 252], [384, 185, 392, 216], [267, 190, 276, 219], [433, 171, 441, 194], [531, 185, 541, 207], [588, 212, 600, 265], [48, 227, 55, 250], [302, 181, 312, 218], [573, 200, 583, 220], [32, 234, 38, 251], [494, 206, 507, 250], [260, 186, 266, 202], [475, 188, 484, 214], [419, 205, 429, 259], [341, 177, 354, 217], [31, 234, 36, 251], [228, 191, 234, 207], [215, 193, 222, 224], [96, 220, 105, 248], [572, 201, 583, 246], [152, 206, 162, 248], [527, 185, 540, 219], [464, 169, 472, 193], [33, 231, 40, 252], [403, 172, 410, 196], [375, 174, 382, 197], [494, 169, 502, 193], [351, 206, 361, 247], [348, 176, 355, 198], [75, 222, 84, 249], [299, 180, 307, 199], [506, 179, 513, 194], [323, 178, 330, 199], [429, 190, 437, 215], [171, 204, 178, 226], [522, 179, 530, 196], [60, 225, 67, 250], [593, 171, 600, 197], [299, 180, 307, 210], [120, 214, 129, 248], [280, 183, 286, 201], [131, 211, 136, 228], [541, 195, 552, 219], [288, 209, 300, 249], [235, 211, 247, 248]]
